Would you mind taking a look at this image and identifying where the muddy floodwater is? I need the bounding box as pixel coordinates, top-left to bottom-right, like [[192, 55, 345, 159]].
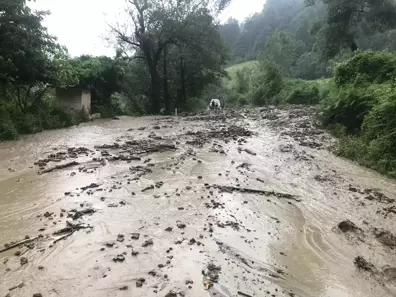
[[1, 106, 396, 297]]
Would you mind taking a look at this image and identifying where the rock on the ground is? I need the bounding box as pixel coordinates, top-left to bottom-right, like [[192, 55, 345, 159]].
[[20, 257, 28, 266], [131, 233, 140, 240], [338, 220, 360, 233], [142, 239, 153, 247], [354, 256, 376, 273], [373, 228, 396, 247]]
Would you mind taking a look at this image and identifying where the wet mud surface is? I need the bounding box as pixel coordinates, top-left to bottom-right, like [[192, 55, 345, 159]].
[[1, 106, 396, 297]]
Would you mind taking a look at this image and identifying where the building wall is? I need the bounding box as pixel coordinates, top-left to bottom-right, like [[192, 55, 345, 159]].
[[56, 88, 91, 114], [81, 90, 91, 113]]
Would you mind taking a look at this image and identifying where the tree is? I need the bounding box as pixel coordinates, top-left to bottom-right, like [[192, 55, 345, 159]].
[[110, 0, 230, 114], [307, 0, 396, 57], [0, 0, 59, 112], [259, 30, 298, 75], [219, 18, 240, 51]]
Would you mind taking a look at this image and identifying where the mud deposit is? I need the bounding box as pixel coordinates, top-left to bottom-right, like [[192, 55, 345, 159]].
[[1, 106, 396, 297]]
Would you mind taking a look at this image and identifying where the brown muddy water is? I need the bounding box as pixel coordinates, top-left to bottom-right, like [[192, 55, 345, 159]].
[[1, 106, 396, 297]]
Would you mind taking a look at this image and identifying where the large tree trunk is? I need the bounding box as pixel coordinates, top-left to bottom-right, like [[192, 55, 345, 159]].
[[163, 48, 170, 115], [180, 57, 186, 105], [149, 65, 161, 114], [144, 46, 161, 114]]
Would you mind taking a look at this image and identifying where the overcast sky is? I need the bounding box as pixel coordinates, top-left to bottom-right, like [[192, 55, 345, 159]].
[[30, 0, 265, 57]]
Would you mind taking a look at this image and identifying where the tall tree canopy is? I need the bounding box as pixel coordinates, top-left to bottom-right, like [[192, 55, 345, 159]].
[[307, 0, 396, 57], [219, 0, 396, 79], [110, 0, 230, 113]]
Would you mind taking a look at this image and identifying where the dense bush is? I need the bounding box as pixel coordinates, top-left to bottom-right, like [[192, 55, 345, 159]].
[[320, 86, 376, 134], [320, 51, 396, 176], [0, 119, 18, 140], [251, 63, 283, 106], [284, 81, 320, 105], [335, 51, 396, 86], [0, 99, 88, 140]]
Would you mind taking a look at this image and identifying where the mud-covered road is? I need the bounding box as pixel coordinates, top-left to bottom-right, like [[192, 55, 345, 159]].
[[1, 106, 396, 297]]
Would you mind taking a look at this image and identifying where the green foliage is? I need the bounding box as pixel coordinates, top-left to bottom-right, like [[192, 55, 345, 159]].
[[251, 63, 284, 106], [321, 84, 376, 134], [335, 51, 396, 86], [0, 119, 18, 140], [284, 82, 320, 105], [317, 51, 396, 176], [111, 0, 230, 114], [259, 30, 298, 75], [308, 0, 396, 58]]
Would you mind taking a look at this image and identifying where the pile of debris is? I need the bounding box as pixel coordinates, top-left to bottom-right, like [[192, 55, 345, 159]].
[[34, 147, 92, 167]]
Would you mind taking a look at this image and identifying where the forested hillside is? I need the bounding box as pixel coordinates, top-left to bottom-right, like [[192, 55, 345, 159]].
[[220, 0, 396, 79]]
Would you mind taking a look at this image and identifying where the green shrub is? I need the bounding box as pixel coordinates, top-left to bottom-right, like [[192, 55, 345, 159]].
[[0, 119, 18, 140], [321, 85, 376, 134], [286, 85, 320, 105], [16, 113, 43, 134], [337, 135, 368, 162], [183, 97, 207, 112], [335, 51, 396, 86], [251, 63, 283, 106]]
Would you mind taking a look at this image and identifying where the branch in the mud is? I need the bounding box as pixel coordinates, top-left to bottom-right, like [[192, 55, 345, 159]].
[[109, 155, 141, 161], [134, 144, 177, 155], [68, 208, 96, 220], [38, 161, 79, 174], [213, 185, 301, 202], [0, 237, 38, 253], [53, 231, 75, 244], [53, 221, 92, 235], [53, 221, 92, 243], [238, 291, 253, 297]]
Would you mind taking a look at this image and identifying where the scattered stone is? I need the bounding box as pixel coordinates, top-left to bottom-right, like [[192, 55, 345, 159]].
[[165, 227, 173, 232], [33, 294, 43, 297], [43, 212, 53, 218], [131, 233, 140, 240], [373, 228, 396, 247], [383, 266, 396, 280], [338, 220, 360, 233], [354, 256, 376, 273], [20, 257, 28, 266], [155, 181, 164, 188], [202, 263, 221, 282], [177, 222, 186, 229], [142, 185, 155, 192], [165, 291, 178, 297], [119, 286, 128, 291], [148, 270, 156, 276], [105, 242, 115, 248], [113, 254, 125, 262], [142, 239, 153, 247], [117, 234, 125, 242], [14, 251, 21, 256]]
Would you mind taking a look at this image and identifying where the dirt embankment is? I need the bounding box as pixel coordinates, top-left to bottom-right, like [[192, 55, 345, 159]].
[[1, 106, 396, 297]]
